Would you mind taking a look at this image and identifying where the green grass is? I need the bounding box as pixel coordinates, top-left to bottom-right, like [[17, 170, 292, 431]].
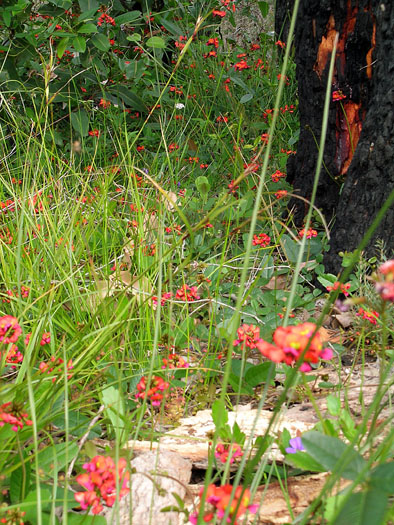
[[0, 1, 393, 524]]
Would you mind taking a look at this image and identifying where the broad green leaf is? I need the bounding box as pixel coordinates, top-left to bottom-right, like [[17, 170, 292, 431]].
[[212, 399, 228, 430], [10, 457, 31, 503], [101, 386, 125, 437], [302, 431, 367, 480], [329, 489, 388, 525], [231, 359, 253, 378], [71, 109, 89, 137], [48, 0, 72, 8], [114, 11, 141, 25], [326, 394, 341, 416], [240, 93, 253, 104], [73, 36, 86, 53], [67, 514, 107, 524], [109, 85, 147, 111], [369, 462, 394, 492], [2, 11, 11, 27], [195, 175, 210, 198], [157, 16, 183, 36], [77, 23, 98, 33], [78, 0, 99, 12], [244, 362, 272, 386], [258, 1, 269, 17], [282, 234, 301, 263], [91, 33, 110, 52], [78, 7, 99, 22], [36, 442, 78, 474], [146, 36, 166, 49], [20, 488, 52, 522], [286, 450, 326, 472], [317, 274, 338, 289], [57, 37, 69, 59], [126, 33, 142, 42]]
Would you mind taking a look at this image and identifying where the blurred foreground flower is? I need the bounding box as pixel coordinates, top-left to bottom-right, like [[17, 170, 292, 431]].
[[0, 402, 32, 432], [256, 322, 333, 372], [74, 455, 129, 515], [190, 484, 257, 524], [375, 259, 394, 302]]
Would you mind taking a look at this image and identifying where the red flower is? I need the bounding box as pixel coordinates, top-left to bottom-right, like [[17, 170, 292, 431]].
[[0, 402, 33, 432], [252, 233, 271, 247], [326, 281, 351, 296], [88, 129, 100, 137], [135, 375, 169, 406], [206, 37, 219, 48], [356, 308, 379, 325], [162, 353, 189, 369], [275, 40, 286, 49], [275, 190, 288, 199], [234, 60, 250, 71], [332, 90, 346, 101], [0, 316, 22, 344], [74, 456, 129, 514], [175, 284, 200, 302], [97, 13, 116, 27], [215, 442, 243, 464], [256, 322, 333, 372], [233, 324, 260, 349], [298, 228, 318, 239], [99, 99, 111, 109], [212, 9, 226, 17], [271, 169, 286, 183]]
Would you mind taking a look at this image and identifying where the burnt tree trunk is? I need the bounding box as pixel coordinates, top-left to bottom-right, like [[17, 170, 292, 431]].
[[275, 0, 394, 273]]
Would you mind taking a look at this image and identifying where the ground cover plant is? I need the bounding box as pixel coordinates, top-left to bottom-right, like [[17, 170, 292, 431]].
[[0, 0, 393, 523]]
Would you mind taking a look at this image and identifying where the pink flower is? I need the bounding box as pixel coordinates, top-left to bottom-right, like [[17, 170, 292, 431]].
[[0, 316, 22, 344], [135, 376, 169, 406], [233, 324, 260, 349], [252, 233, 271, 247], [74, 456, 129, 514], [175, 285, 200, 302], [0, 402, 32, 432], [215, 442, 243, 464]]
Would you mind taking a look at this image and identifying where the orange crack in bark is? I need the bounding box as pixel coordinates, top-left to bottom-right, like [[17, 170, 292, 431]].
[[335, 101, 363, 175], [313, 14, 337, 78]]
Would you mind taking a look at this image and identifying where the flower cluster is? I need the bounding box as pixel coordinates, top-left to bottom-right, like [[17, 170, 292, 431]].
[[190, 484, 257, 524], [0, 402, 32, 432], [255, 322, 333, 372], [152, 291, 173, 306], [38, 356, 73, 383], [233, 324, 260, 350], [375, 260, 394, 302], [326, 281, 351, 296], [135, 375, 169, 406], [162, 353, 189, 369], [74, 456, 129, 515], [252, 233, 271, 247], [97, 13, 116, 26], [298, 228, 317, 239], [356, 307, 379, 325], [215, 442, 243, 464], [0, 316, 22, 344], [175, 285, 200, 302]]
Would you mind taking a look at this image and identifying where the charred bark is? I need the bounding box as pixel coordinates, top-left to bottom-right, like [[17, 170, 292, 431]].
[[275, 0, 394, 273]]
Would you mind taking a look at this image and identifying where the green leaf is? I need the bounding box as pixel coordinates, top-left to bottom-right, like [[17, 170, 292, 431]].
[[286, 451, 326, 472], [2, 11, 11, 27], [57, 37, 69, 59], [36, 442, 78, 475], [73, 36, 86, 53], [330, 489, 388, 525], [317, 274, 337, 289], [326, 394, 341, 416], [78, 0, 99, 12], [101, 386, 125, 437], [195, 176, 210, 198], [20, 488, 52, 522], [282, 234, 301, 263], [66, 514, 107, 525], [48, 0, 72, 8], [231, 359, 253, 378], [257, 1, 269, 17], [71, 109, 89, 137], [126, 33, 142, 42], [78, 7, 99, 22], [240, 93, 253, 104], [109, 85, 147, 112], [78, 23, 98, 33], [146, 36, 166, 49], [91, 33, 110, 52], [114, 11, 141, 25], [302, 431, 367, 480], [244, 363, 272, 386], [369, 462, 394, 493], [212, 400, 228, 430], [157, 16, 183, 37], [10, 457, 31, 503]]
